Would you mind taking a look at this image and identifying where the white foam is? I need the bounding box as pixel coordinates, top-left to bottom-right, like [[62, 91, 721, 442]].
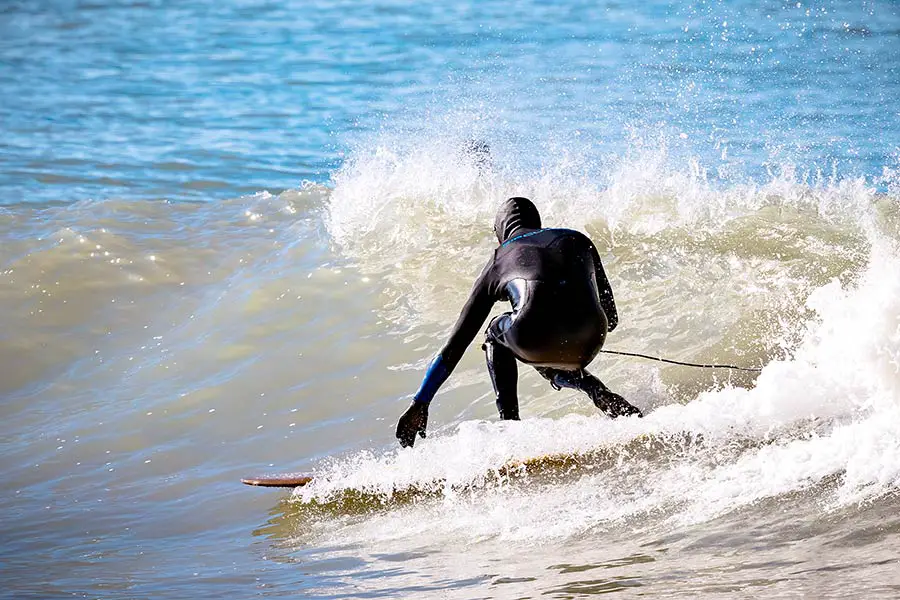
[[328, 129, 881, 250]]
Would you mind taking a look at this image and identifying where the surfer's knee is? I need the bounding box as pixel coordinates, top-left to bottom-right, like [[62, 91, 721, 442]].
[[537, 367, 586, 392]]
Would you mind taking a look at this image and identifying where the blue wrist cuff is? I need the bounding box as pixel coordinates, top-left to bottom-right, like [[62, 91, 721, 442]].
[[413, 355, 450, 405]]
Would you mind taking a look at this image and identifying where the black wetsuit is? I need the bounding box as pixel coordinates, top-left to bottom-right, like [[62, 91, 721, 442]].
[[407, 197, 641, 426], [427, 225, 616, 376], [397, 198, 641, 446]]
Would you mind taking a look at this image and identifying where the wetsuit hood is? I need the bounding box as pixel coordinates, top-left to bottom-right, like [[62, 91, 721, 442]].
[[494, 197, 542, 243]]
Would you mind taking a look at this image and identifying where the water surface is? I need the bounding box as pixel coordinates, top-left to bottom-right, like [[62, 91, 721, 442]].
[[2, 1, 900, 598]]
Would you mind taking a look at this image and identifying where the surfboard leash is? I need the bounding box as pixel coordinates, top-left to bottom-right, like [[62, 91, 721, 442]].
[[599, 349, 763, 372]]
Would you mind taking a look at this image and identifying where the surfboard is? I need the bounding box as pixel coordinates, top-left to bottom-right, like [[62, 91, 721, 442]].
[[241, 450, 596, 489], [241, 474, 313, 487], [240, 432, 674, 491]]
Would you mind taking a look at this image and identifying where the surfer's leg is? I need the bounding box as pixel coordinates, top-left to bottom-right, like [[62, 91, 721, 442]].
[[484, 315, 519, 420], [537, 368, 642, 418]]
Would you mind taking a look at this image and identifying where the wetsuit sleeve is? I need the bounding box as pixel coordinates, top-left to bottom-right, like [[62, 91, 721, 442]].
[[589, 242, 618, 332], [413, 260, 496, 405]]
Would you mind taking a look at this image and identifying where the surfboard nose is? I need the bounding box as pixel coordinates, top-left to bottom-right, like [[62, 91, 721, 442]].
[[241, 474, 313, 488]]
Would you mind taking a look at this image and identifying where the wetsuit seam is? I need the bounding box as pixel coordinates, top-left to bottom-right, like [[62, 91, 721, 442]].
[[500, 228, 549, 247]]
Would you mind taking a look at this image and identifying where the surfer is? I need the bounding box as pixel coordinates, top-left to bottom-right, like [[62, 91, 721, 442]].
[[396, 196, 642, 448]]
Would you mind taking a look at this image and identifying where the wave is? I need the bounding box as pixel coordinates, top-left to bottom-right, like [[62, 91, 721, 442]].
[[275, 130, 900, 545]]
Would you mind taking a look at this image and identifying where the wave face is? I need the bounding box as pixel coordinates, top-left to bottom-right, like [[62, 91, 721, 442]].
[[316, 126, 900, 497]]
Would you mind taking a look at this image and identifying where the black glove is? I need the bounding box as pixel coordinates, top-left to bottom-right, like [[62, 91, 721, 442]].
[[396, 402, 428, 448]]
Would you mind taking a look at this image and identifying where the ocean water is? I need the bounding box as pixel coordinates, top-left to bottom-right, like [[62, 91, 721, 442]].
[[2, 0, 900, 598]]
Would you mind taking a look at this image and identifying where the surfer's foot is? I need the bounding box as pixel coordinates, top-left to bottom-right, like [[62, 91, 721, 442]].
[[498, 405, 520, 420], [591, 390, 643, 419]]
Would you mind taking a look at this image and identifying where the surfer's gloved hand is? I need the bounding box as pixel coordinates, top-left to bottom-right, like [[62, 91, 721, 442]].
[[396, 401, 428, 448]]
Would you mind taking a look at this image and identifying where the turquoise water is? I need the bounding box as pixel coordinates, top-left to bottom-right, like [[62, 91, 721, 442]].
[[2, 1, 898, 204], [3, 1, 900, 599]]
